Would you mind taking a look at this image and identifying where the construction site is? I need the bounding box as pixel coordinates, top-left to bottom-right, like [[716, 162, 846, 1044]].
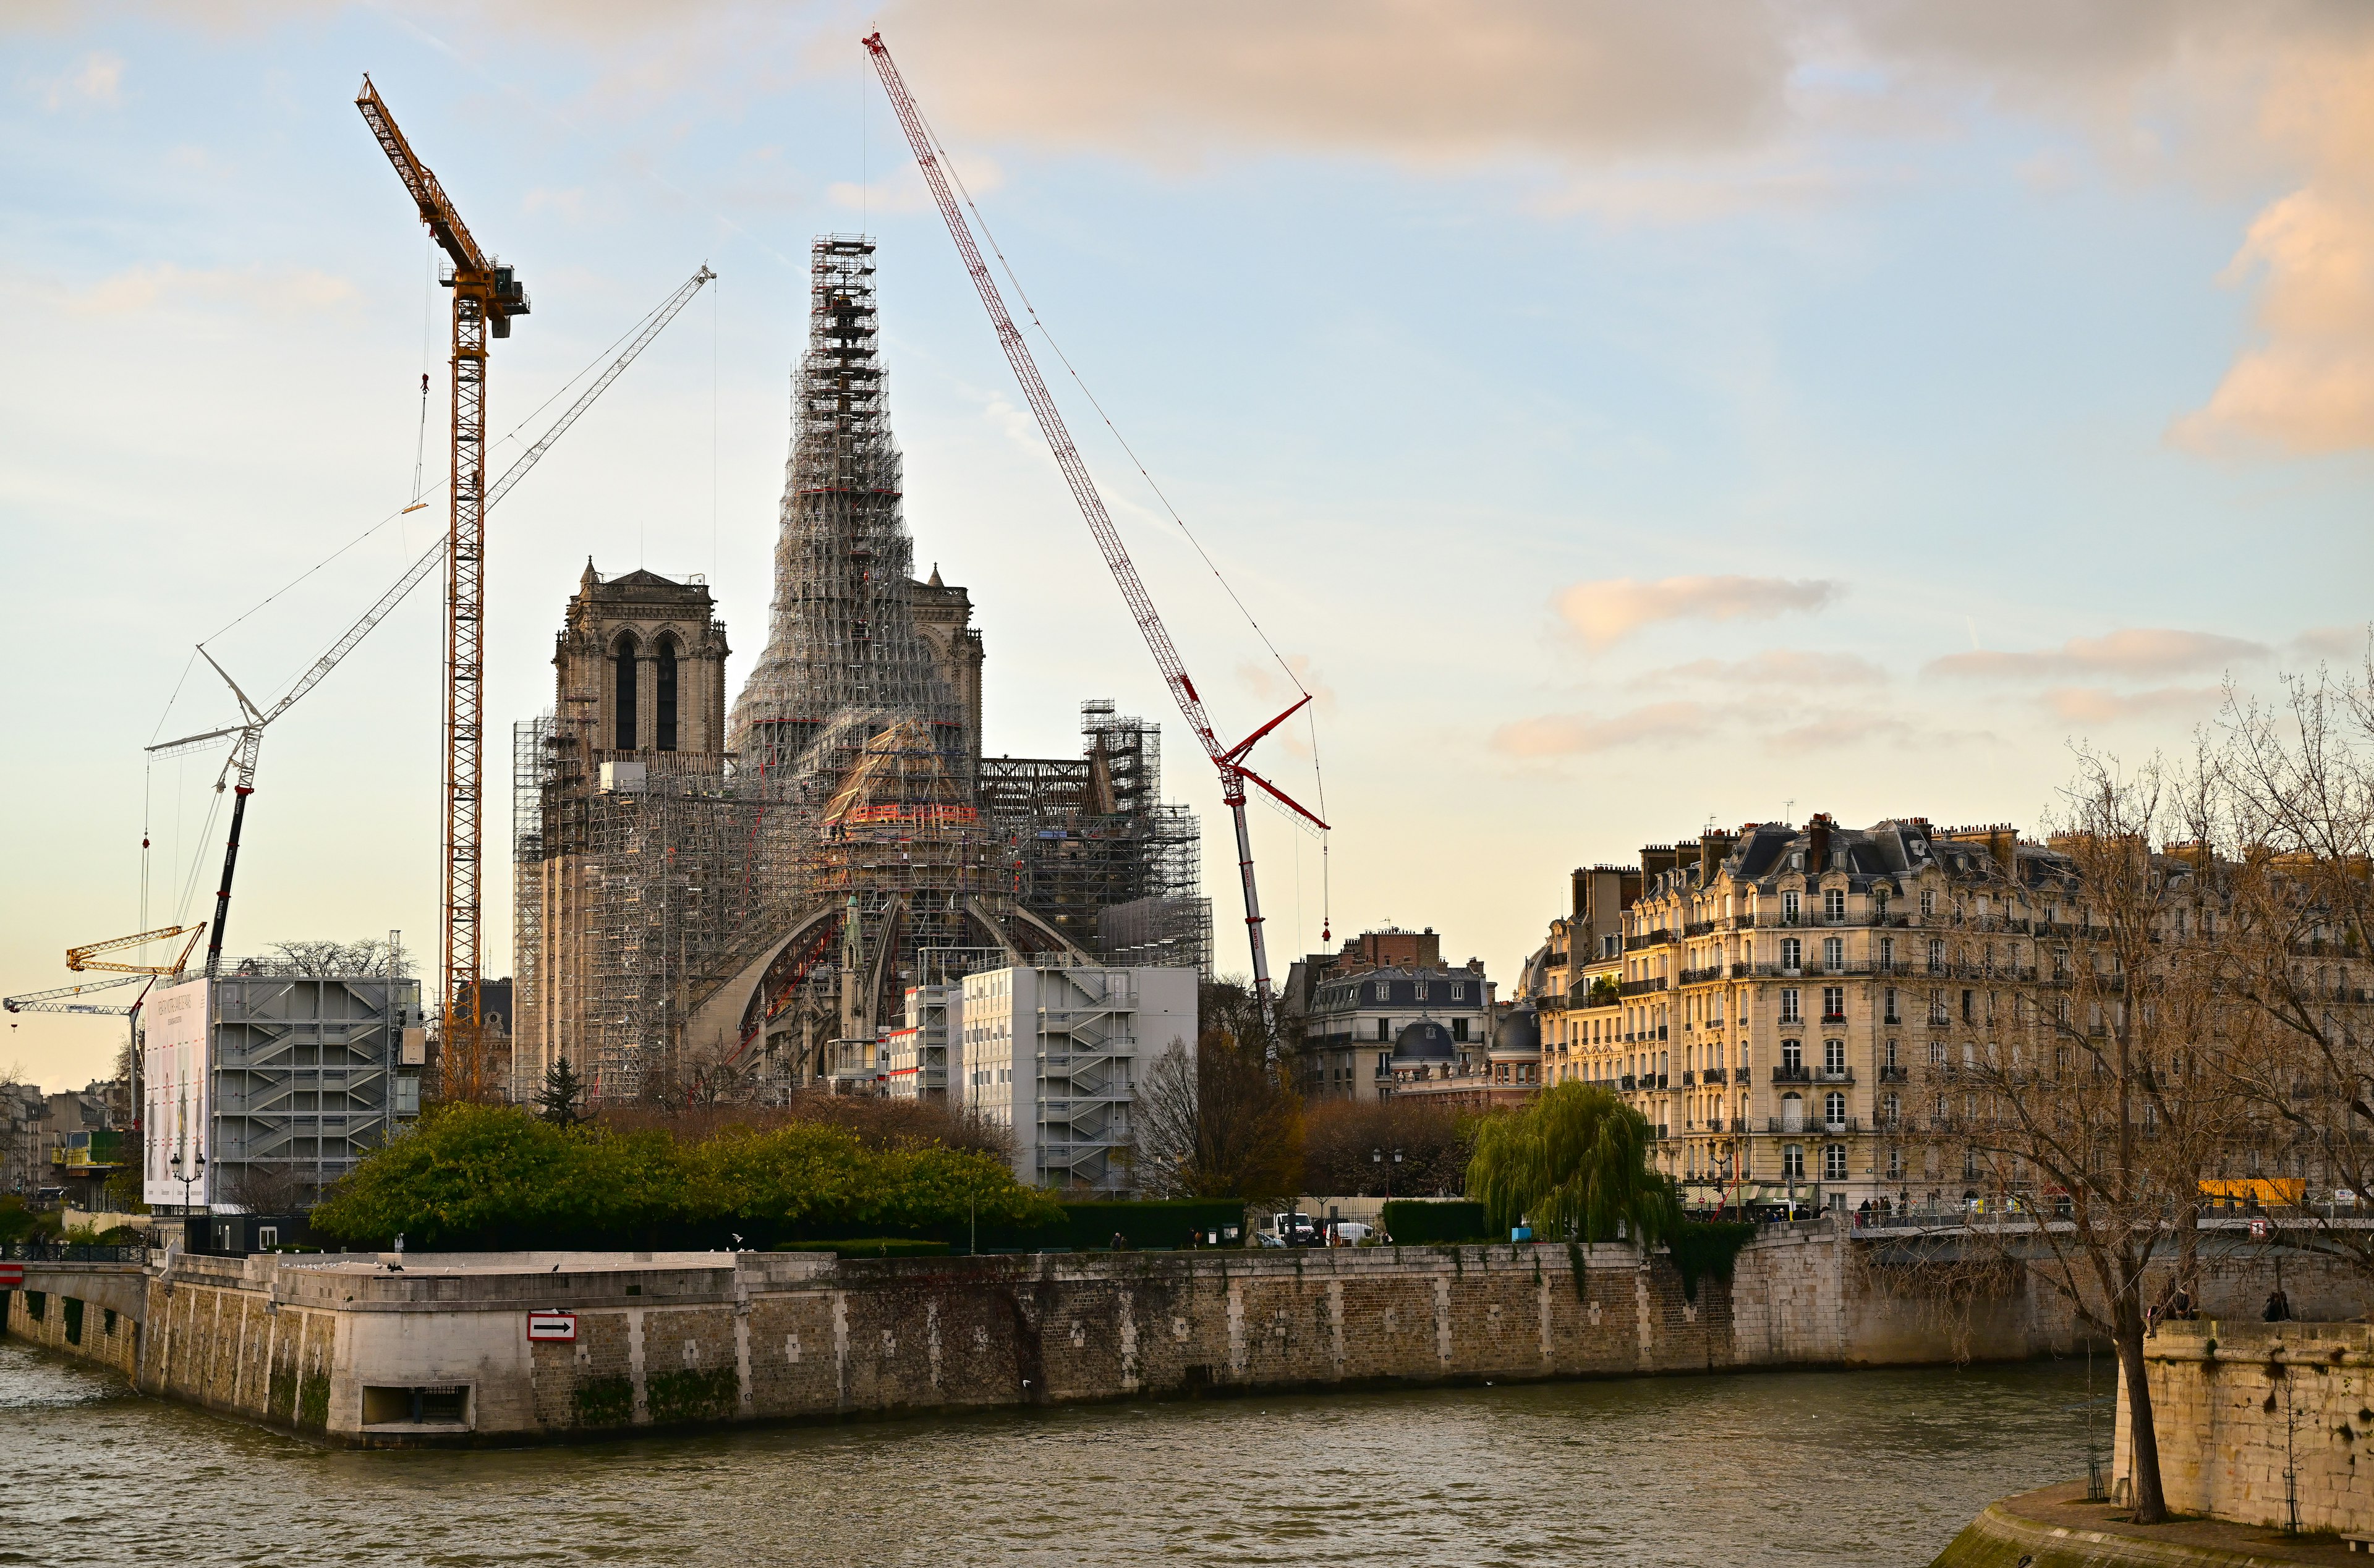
[[15, 38, 1330, 1153], [509, 245, 1214, 1100]]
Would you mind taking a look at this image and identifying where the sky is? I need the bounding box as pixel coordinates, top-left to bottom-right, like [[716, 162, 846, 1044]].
[[4, 1, 2372, 1090]]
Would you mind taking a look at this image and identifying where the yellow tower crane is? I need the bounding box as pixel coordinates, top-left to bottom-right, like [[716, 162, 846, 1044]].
[[355, 75, 527, 1101]]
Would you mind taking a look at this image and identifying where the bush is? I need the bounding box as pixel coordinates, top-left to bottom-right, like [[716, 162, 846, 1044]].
[[1381, 1199, 1492, 1244], [1664, 1219, 1757, 1303], [775, 1238, 952, 1258], [312, 1102, 1061, 1251]]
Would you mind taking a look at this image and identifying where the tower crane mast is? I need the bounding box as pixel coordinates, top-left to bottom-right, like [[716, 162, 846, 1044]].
[[357, 74, 528, 1100], [862, 33, 1324, 1041]]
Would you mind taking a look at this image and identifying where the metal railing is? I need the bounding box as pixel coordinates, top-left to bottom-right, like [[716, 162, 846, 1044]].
[[0, 1242, 150, 1264]]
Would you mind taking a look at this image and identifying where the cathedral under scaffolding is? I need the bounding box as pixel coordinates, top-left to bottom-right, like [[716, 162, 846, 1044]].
[[513, 236, 1208, 1103]]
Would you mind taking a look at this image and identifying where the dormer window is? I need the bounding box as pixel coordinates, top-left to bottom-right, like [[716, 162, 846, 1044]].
[[1791, 852, 1804, 871]]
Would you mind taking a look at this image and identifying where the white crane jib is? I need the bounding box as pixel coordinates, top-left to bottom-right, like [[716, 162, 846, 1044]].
[[147, 264, 717, 978]]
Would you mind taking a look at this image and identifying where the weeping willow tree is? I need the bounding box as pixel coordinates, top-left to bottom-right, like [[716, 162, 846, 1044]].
[[1467, 1082, 1683, 1245]]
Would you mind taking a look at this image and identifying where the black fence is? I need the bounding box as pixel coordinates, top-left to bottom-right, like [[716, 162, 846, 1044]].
[[0, 1242, 148, 1264]]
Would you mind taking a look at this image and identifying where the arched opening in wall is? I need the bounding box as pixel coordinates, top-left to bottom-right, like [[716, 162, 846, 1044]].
[[614, 632, 639, 751], [656, 636, 679, 752]]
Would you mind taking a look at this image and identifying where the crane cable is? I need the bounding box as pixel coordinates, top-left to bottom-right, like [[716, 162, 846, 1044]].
[[914, 100, 1313, 708]]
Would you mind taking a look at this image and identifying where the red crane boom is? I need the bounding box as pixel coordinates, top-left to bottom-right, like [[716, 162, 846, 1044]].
[[862, 31, 1324, 1039]]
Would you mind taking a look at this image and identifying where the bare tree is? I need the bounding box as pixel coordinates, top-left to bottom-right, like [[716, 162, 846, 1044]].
[[2216, 657, 2374, 1277], [1129, 982, 1304, 1201], [1923, 755, 2244, 1525], [263, 939, 415, 977]]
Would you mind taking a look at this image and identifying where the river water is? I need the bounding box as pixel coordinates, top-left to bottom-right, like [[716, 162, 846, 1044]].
[[0, 1342, 2101, 1566]]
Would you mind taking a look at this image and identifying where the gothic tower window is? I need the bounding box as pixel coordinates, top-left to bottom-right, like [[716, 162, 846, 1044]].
[[657, 637, 679, 752], [615, 632, 639, 751]]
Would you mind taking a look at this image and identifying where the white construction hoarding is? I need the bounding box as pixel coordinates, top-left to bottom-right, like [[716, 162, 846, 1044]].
[[143, 975, 213, 1210]]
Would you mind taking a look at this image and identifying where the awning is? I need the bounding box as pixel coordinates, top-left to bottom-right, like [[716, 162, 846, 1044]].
[[2200, 1177, 2304, 1205]]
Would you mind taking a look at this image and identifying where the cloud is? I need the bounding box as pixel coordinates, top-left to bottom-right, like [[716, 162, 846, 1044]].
[[1489, 701, 1724, 758], [1554, 575, 1842, 650], [53, 262, 357, 318], [37, 51, 122, 110], [2293, 623, 2370, 660], [523, 186, 588, 221], [1925, 627, 2268, 681], [1638, 648, 1888, 687], [878, 1, 1796, 169], [2042, 685, 2223, 723]]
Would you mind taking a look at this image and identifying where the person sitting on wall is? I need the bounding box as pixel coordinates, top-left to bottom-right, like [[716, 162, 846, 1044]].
[[2169, 1282, 2194, 1321], [1110, 1231, 1128, 1253], [2264, 1285, 2292, 1323]]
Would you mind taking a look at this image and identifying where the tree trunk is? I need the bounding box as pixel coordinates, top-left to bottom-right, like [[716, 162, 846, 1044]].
[[2114, 1292, 2170, 1524]]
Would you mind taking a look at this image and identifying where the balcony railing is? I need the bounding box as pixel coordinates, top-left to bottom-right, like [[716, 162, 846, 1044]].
[[1627, 929, 1676, 951], [1700, 1066, 1727, 1084], [1878, 1064, 1908, 1083], [1619, 977, 1668, 996], [1762, 1117, 1861, 1135], [1772, 1064, 1812, 1083]]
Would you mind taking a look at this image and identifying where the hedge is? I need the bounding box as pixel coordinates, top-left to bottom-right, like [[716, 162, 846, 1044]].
[[1048, 1198, 1246, 1252], [1381, 1199, 1494, 1245], [775, 1238, 952, 1258]]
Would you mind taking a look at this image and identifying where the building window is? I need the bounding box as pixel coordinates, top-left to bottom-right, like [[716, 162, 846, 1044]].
[[1415, 982, 1430, 1002], [1823, 1144, 1847, 1180], [1781, 938, 1802, 971], [1884, 986, 1899, 1023], [1886, 1146, 1903, 1179], [1783, 1143, 1805, 1179], [1782, 1039, 1803, 1071], [1779, 988, 1801, 1023], [655, 638, 679, 751], [1376, 1019, 1390, 1041], [1920, 889, 1936, 918], [1451, 983, 1466, 1000], [1824, 1091, 1846, 1130], [1823, 1038, 1845, 1074], [1822, 936, 1843, 972], [1821, 986, 1844, 1021], [1879, 936, 1894, 968], [1452, 1018, 1468, 1041], [1782, 891, 1801, 923], [1823, 889, 1845, 921], [1928, 990, 1948, 1025], [1882, 1091, 1900, 1126], [613, 633, 639, 750], [1884, 1038, 1899, 1069]]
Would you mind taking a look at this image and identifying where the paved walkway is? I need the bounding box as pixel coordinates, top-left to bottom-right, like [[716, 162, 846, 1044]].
[[1936, 1481, 2367, 1567]]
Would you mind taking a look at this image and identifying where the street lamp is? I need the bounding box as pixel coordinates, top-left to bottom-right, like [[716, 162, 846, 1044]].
[[169, 1145, 206, 1215], [1371, 1146, 1403, 1200]]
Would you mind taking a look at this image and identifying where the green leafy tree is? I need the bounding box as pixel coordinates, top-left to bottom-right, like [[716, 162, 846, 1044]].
[[535, 1055, 588, 1129], [1466, 1082, 1682, 1245]]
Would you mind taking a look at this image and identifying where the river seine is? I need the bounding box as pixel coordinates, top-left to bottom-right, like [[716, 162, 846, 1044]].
[[0, 1341, 2097, 1566]]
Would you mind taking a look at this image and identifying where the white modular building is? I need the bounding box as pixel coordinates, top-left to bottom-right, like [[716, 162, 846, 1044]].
[[956, 964, 1196, 1193]]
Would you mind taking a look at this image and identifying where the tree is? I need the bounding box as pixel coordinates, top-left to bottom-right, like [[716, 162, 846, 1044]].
[[2215, 661, 2374, 1280], [1467, 1082, 1681, 1244], [1131, 981, 1304, 1201], [1923, 754, 2244, 1527], [1301, 1096, 1476, 1197], [536, 1055, 588, 1129], [263, 939, 414, 977]]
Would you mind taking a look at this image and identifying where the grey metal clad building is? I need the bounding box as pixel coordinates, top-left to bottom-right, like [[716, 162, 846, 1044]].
[[208, 968, 422, 1209]]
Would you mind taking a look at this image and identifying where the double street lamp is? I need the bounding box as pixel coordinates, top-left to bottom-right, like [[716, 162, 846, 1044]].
[[169, 1145, 206, 1214], [1371, 1145, 1403, 1200]]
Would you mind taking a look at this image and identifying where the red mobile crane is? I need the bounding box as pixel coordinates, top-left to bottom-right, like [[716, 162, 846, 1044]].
[[863, 32, 1325, 1041]]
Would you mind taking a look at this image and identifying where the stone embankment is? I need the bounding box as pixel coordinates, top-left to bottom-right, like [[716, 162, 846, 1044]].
[[1931, 1481, 2367, 1567], [2, 1223, 2359, 1447]]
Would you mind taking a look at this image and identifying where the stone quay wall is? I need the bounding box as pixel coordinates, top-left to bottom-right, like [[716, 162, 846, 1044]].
[[7, 1224, 2351, 1447], [1, 1261, 146, 1379], [2114, 1320, 2374, 1539]]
